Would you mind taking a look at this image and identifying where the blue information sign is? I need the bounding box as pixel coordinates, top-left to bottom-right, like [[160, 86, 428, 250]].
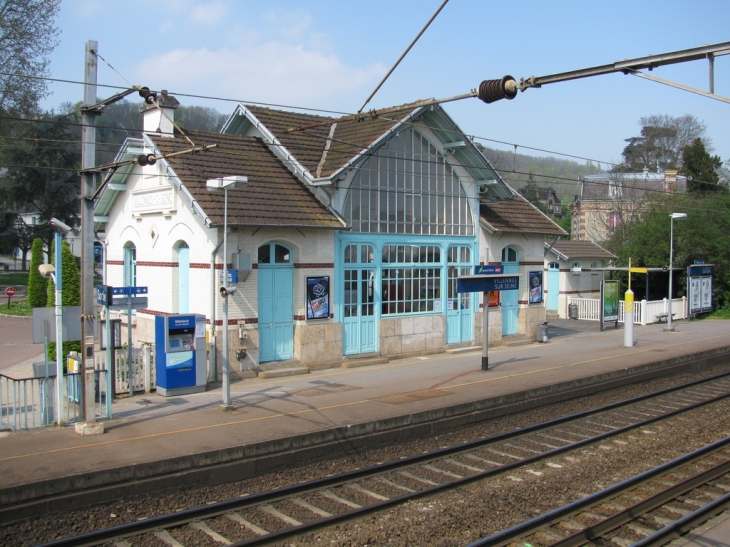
[[457, 275, 519, 293], [112, 286, 149, 296], [474, 265, 504, 275], [96, 285, 112, 306]]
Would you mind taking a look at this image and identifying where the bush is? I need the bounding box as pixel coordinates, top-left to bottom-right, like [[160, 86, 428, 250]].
[[46, 240, 81, 362], [27, 238, 48, 308]]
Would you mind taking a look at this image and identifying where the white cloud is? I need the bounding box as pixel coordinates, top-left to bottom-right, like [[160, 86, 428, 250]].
[[134, 42, 385, 110], [190, 1, 228, 25]]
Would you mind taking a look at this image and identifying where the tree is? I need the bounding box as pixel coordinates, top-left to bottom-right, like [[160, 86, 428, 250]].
[[616, 193, 730, 310], [46, 240, 81, 362], [679, 138, 724, 195], [0, 0, 61, 125], [0, 111, 80, 253], [27, 237, 47, 307], [621, 114, 708, 172]]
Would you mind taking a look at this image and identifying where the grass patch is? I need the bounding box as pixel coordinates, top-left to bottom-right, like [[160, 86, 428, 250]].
[[0, 299, 32, 316], [707, 307, 730, 320], [0, 271, 29, 286]]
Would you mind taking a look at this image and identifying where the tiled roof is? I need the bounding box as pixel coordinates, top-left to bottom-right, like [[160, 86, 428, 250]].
[[247, 103, 424, 178], [547, 240, 617, 260], [480, 193, 567, 236], [149, 130, 345, 229]]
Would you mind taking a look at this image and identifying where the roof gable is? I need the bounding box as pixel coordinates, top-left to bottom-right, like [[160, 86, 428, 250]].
[[546, 240, 617, 260]]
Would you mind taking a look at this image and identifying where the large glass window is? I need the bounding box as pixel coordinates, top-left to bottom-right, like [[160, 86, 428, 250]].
[[381, 245, 442, 315], [344, 129, 473, 236]]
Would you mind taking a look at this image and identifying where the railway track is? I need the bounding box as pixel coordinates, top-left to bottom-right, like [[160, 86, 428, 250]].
[[40, 372, 730, 547], [469, 435, 730, 546]]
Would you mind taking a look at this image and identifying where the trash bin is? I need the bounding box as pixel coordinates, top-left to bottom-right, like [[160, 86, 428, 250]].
[[568, 303, 578, 319], [538, 322, 549, 343]]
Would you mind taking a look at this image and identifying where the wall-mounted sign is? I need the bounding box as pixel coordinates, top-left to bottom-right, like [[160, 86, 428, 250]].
[[131, 187, 175, 217], [306, 276, 330, 319], [528, 271, 543, 304]]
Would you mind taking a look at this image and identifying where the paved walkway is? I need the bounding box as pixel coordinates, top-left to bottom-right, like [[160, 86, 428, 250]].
[[1, 318, 730, 532]]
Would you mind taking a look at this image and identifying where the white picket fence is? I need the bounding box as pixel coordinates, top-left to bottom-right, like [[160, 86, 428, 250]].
[[569, 297, 688, 324], [95, 346, 155, 395]]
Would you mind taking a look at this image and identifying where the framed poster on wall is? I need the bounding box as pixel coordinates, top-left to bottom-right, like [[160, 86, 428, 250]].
[[528, 271, 543, 304], [306, 276, 330, 319]]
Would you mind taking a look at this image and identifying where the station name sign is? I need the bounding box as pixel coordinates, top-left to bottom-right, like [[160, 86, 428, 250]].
[[456, 274, 519, 293]]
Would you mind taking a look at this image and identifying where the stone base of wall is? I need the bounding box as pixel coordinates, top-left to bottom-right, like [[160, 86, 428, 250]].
[[380, 315, 446, 358]]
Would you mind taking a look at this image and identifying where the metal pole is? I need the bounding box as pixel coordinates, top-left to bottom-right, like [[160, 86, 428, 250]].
[[54, 232, 64, 426], [128, 297, 133, 396], [667, 217, 674, 331], [105, 305, 112, 417], [221, 188, 231, 409], [80, 40, 98, 427], [481, 292, 489, 370]]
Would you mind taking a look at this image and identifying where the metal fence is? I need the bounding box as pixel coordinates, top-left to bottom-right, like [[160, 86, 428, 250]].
[[569, 297, 688, 324], [0, 369, 110, 431], [95, 346, 154, 395]]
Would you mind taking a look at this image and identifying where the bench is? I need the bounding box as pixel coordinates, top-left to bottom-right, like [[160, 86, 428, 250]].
[[655, 313, 676, 323]]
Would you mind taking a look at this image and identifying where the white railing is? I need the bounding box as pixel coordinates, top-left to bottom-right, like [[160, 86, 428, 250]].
[[569, 297, 687, 324], [95, 346, 154, 396]]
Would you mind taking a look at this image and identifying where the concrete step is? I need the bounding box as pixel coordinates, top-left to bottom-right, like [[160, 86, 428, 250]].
[[501, 335, 533, 347], [341, 355, 389, 368], [257, 366, 310, 379], [446, 346, 481, 354]]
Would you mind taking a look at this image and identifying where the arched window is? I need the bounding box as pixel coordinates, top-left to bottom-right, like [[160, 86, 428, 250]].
[[176, 241, 189, 313], [123, 243, 136, 287], [502, 246, 517, 263], [258, 243, 291, 264]]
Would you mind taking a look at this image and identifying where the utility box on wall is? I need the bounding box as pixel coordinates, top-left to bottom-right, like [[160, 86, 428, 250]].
[[231, 252, 252, 282], [155, 314, 207, 396]]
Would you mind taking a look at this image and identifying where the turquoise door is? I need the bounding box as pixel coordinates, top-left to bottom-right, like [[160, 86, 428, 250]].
[[178, 243, 189, 313], [502, 246, 519, 336], [446, 245, 473, 344], [342, 243, 377, 355], [343, 268, 377, 354], [258, 243, 294, 362], [547, 262, 559, 311]]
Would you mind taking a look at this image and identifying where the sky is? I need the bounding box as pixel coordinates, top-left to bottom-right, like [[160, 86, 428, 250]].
[[42, 0, 730, 169]]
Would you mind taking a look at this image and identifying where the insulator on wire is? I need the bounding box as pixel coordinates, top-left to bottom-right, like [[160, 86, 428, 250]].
[[477, 76, 518, 104], [138, 86, 157, 105]]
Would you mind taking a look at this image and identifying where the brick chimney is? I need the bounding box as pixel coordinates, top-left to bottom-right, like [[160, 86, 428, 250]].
[[139, 90, 180, 136], [664, 169, 678, 193]]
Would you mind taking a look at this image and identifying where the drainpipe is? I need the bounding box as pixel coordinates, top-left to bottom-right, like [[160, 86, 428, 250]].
[[208, 235, 224, 382]]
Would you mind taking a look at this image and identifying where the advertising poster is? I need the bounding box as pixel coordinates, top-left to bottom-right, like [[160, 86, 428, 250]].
[[306, 276, 330, 319], [488, 290, 500, 307], [701, 277, 712, 311], [689, 277, 701, 314], [528, 271, 543, 304], [602, 280, 620, 322]]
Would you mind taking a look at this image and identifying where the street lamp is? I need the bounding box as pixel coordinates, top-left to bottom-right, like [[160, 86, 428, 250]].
[[206, 176, 248, 410], [39, 217, 73, 425], [667, 212, 687, 331]]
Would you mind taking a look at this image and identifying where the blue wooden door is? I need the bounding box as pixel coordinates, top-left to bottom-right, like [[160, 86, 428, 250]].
[[547, 262, 559, 311], [502, 247, 519, 336], [446, 246, 473, 344], [343, 268, 377, 355], [258, 243, 294, 362]]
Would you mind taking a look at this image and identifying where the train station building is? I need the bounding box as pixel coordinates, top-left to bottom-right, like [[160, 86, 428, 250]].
[[95, 94, 565, 379]]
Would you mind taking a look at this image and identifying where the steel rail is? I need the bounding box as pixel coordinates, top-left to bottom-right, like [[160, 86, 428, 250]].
[[38, 371, 730, 547], [467, 436, 730, 547]]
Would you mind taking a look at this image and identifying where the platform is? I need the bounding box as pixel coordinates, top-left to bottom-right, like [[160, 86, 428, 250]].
[[1, 319, 730, 529]]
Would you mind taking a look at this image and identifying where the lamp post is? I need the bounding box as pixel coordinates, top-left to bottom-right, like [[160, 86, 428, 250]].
[[206, 176, 248, 410], [39, 218, 73, 425], [667, 212, 687, 331]]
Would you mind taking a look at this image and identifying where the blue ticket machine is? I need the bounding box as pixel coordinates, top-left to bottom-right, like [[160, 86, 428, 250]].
[[155, 314, 207, 396]]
